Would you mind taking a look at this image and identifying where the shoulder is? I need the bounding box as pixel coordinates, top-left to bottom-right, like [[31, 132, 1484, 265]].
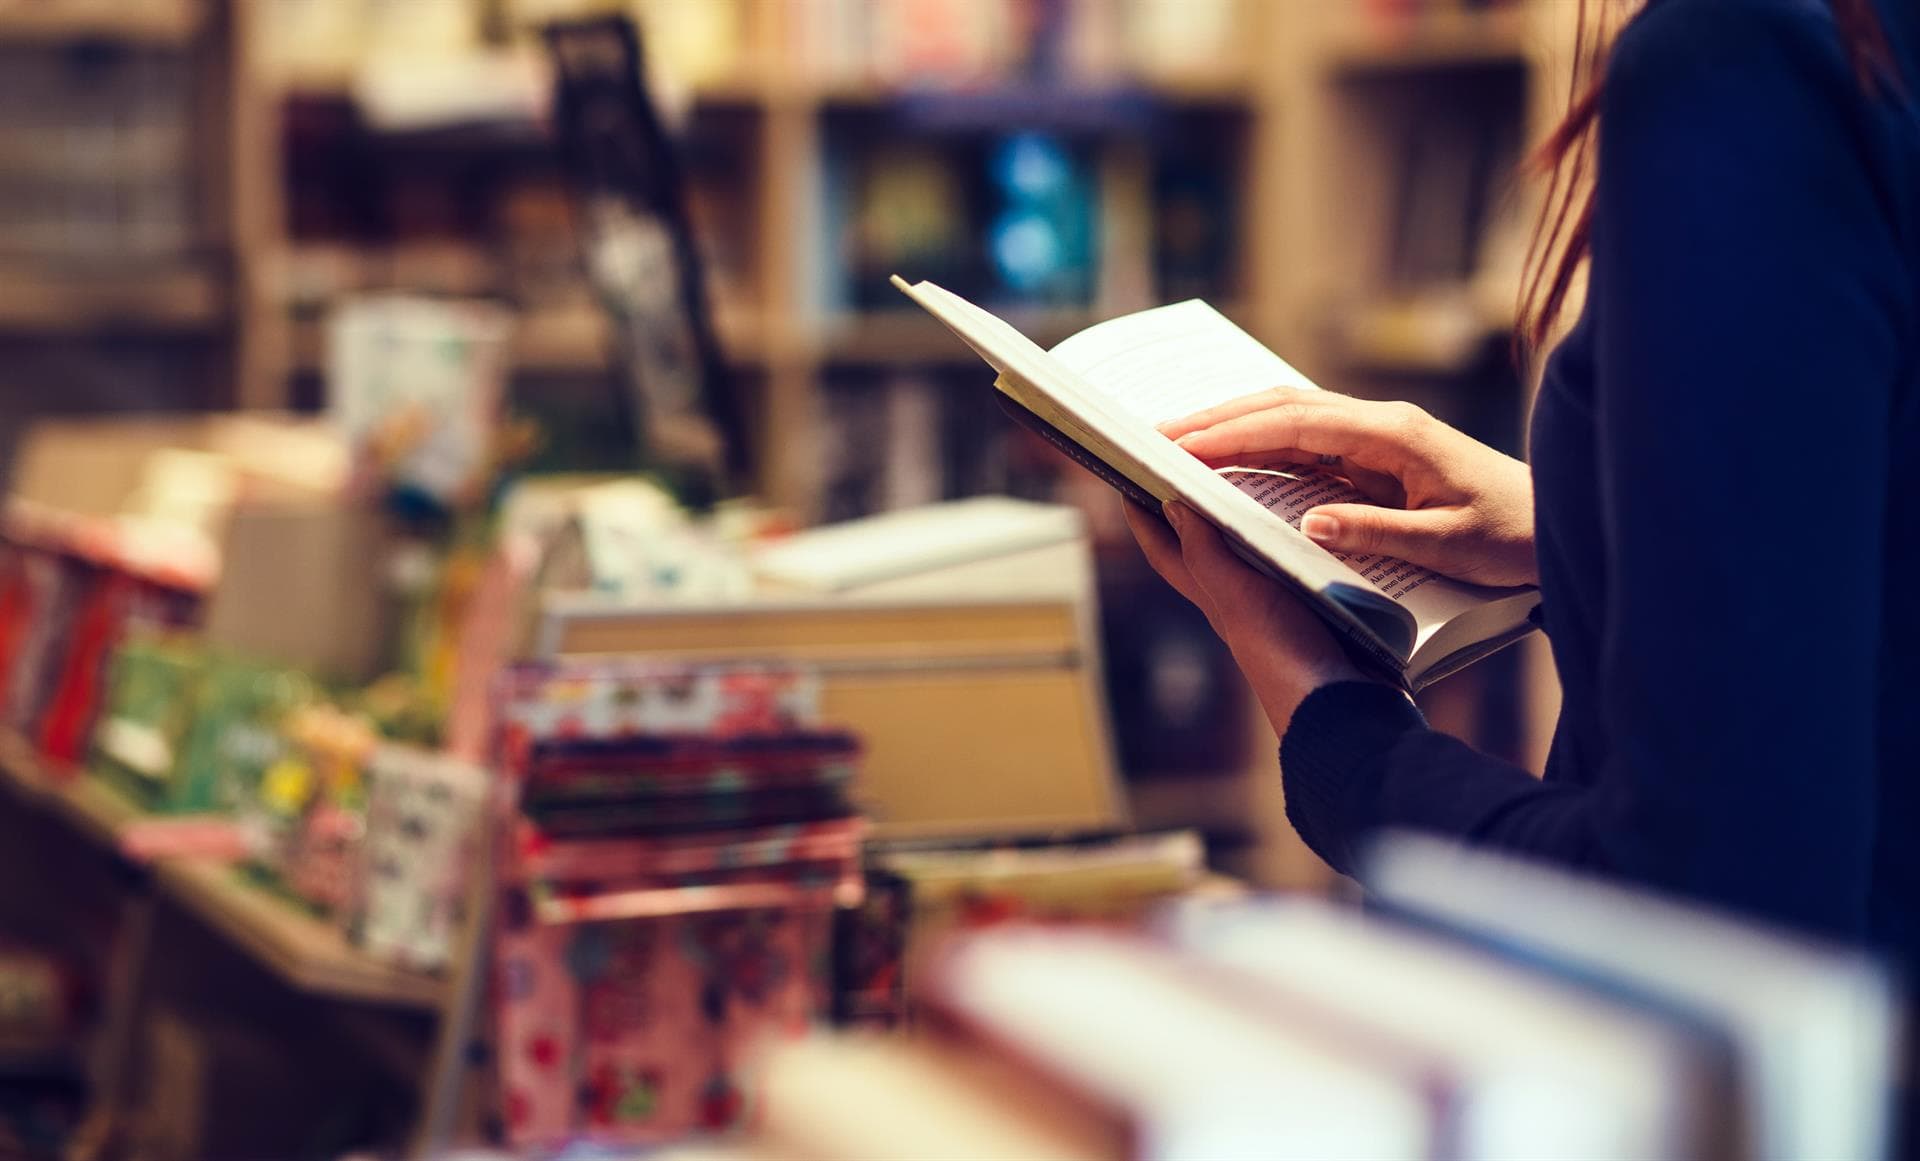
[[1609, 0, 1852, 93], [1601, 0, 1882, 146]]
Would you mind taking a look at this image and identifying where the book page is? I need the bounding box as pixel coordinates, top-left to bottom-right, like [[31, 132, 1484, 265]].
[[1217, 468, 1483, 642], [1048, 300, 1317, 427]]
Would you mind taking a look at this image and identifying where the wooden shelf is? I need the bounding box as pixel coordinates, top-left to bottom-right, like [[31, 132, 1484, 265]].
[[516, 303, 781, 372], [277, 68, 765, 115], [0, 1, 203, 45], [288, 300, 768, 376], [0, 730, 446, 1012], [0, 264, 226, 333], [0, 729, 141, 852], [813, 306, 1098, 364], [156, 860, 447, 1012], [787, 75, 1257, 111]]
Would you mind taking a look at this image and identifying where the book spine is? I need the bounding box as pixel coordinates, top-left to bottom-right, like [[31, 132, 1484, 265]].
[[993, 390, 1165, 518]]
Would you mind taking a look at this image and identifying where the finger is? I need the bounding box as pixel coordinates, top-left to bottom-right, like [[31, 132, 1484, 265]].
[[1299, 503, 1458, 569], [1155, 385, 1322, 441], [1172, 400, 1427, 477], [1190, 448, 1322, 472], [1192, 451, 1408, 508], [1165, 502, 1268, 612], [1124, 501, 1205, 606]]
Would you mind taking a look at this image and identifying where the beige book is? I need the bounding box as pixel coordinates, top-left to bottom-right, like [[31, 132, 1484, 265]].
[[928, 927, 1447, 1160], [756, 1035, 1121, 1161]]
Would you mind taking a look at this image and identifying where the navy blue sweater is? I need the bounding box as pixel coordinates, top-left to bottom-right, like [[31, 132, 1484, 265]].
[[1281, 0, 1920, 960]]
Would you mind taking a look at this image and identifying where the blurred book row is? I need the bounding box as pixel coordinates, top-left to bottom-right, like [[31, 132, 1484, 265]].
[[262, 0, 1246, 95], [358, 836, 1903, 1161], [0, 46, 195, 265], [716, 839, 1901, 1161]]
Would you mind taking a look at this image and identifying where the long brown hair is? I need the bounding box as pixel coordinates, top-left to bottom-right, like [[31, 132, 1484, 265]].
[[1517, 0, 1900, 354]]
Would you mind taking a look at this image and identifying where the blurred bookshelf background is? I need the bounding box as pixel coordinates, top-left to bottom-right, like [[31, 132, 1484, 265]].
[[1, 0, 1576, 885], [0, 1, 1781, 1158]]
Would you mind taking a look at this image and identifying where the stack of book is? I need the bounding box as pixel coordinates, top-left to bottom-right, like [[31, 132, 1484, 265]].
[[829, 830, 1208, 1032], [490, 661, 866, 1149], [733, 834, 1902, 1161], [0, 508, 206, 770], [796, 0, 1242, 89]]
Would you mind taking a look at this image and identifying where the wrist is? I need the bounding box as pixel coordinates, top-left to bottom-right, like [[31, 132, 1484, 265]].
[[1237, 641, 1365, 738]]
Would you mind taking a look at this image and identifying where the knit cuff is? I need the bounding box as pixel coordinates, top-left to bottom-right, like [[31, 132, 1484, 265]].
[[1280, 681, 1428, 876]]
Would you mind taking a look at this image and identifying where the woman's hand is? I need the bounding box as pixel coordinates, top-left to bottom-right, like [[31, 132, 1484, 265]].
[[1160, 388, 1539, 588], [1126, 500, 1368, 736]]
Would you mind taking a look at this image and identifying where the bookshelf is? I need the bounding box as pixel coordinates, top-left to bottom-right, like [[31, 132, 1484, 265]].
[[222, 0, 1577, 470], [240, 0, 1566, 886], [0, 0, 273, 428]]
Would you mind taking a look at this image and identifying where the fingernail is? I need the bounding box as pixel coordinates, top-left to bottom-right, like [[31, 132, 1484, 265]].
[[1163, 501, 1187, 530], [1301, 513, 1339, 542], [1174, 433, 1201, 450]]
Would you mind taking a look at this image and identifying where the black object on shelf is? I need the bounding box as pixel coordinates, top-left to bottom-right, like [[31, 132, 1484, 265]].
[[543, 14, 749, 508]]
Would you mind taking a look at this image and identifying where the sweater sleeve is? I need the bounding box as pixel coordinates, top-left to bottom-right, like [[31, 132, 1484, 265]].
[[1280, 0, 1905, 939]]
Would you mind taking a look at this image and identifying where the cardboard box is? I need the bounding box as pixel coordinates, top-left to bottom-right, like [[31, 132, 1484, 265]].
[[8, 415, 391, 682]]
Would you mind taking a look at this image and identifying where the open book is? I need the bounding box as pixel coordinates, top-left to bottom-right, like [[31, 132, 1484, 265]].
[[892, 276, 1539, 690]]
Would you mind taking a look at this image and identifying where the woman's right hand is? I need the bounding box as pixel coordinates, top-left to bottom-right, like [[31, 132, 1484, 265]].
[[1160, 387, 1540, 588]]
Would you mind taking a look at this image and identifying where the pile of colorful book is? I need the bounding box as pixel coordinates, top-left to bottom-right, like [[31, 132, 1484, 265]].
[[489, 660, 866, 1149], [0, 506, 206, 770], [80, 626, 491, 971], [731, 835, 1902, 1161]]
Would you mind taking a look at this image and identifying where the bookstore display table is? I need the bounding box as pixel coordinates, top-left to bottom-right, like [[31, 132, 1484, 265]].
[[0, 731, 453, 1158]]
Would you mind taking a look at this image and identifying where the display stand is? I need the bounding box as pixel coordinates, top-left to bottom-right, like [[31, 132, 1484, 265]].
[[0, 732, 469, 1157]]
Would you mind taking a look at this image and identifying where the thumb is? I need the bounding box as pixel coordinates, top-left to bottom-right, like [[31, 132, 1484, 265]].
[[1299, 504, 1454, 566]]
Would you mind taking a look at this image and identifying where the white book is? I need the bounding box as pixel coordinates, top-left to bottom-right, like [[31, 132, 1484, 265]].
[[932, 927, 1440, 1160], [1163, 897, 1720, 1160], [751, 496, 1083, 592], [892, 277, 1538, 690], [1363, 833, 1903, 1161], [756, 1035, 1114, 1161]]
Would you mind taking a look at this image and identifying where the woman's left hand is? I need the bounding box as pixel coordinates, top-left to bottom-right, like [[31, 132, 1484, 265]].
[[1126, 500, 1371, 735]]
